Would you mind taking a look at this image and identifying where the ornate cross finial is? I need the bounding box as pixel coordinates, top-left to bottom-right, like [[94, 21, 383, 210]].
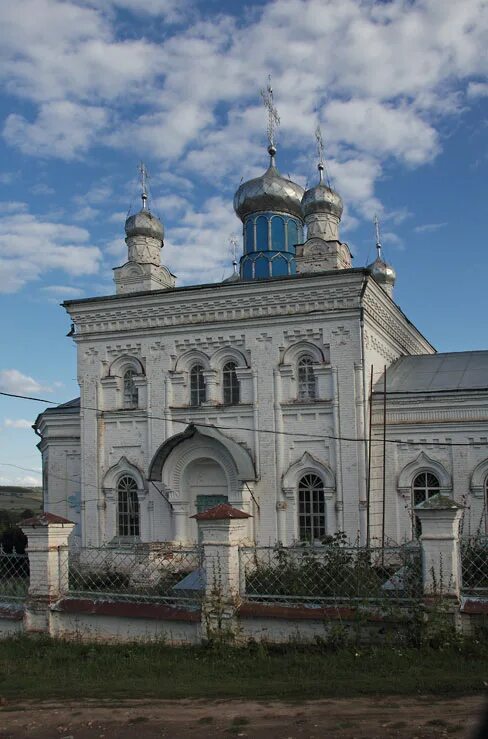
[[374, 214, 382, 258], [315, 124, 325, 183], [138, 162, 148, 210], [261, 76, 280, 162], [229, 233, 239, 274]]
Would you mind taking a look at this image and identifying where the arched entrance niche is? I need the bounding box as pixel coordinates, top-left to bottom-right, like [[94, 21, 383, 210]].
[[148, 424, 256, 543]]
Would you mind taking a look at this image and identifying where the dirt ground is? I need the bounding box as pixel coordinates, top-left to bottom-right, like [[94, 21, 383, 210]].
[[0, 695, 486, 739]]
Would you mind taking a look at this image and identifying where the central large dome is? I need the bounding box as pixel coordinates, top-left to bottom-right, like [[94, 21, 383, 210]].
[[234, 156, 304, 222]]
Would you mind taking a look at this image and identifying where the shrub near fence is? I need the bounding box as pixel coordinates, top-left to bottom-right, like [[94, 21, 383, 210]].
[[240, 539, 422, 605], [461, 535, 488, 594], [0, 548, 29, 600], [63, 544, 204, 605]]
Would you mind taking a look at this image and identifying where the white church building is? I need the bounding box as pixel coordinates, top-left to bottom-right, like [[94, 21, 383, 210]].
[[34, 115, 488, 549]]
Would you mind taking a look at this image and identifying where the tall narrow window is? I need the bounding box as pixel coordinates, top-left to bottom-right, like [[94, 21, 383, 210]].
[[223, 362, 240, 405], [298, 356, 316, 400], [123, 369, 138, 408], [117, 475, 140, 538], [190, 364, 206, 405], [298, 473, 326, 542], [413, 472, 440, 537]]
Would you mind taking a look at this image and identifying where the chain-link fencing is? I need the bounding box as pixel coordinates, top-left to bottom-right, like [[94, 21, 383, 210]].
[[0, 547, 29, 600], [239, 543, 422, 605], [62, 543, 204, 605], [461, 534, 488, 594]]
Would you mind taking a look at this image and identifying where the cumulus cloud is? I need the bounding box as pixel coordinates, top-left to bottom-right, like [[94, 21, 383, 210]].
[[4, 418, 33, 429], [4, 102, 109, 159], [0, 369, 51, 396], [0, 0, 487, 263], [414, 222, 448, 234], [0, 207, 101, 292]]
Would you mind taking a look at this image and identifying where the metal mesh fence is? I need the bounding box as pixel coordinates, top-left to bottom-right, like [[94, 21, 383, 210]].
[[0, 548, 29, 600], [240, 543, 422, 605], [461, 535, 488, 594], [63, 544, 204, 605]]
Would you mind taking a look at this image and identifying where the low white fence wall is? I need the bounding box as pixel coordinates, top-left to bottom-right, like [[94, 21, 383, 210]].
[[0, 497, 486, 644]]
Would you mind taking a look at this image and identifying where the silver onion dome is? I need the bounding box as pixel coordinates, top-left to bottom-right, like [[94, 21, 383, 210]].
[[125, 208, 164, 242], [301, 164, 343, 220], [234, 146, 304, 222], [368, 255, 396, 287]]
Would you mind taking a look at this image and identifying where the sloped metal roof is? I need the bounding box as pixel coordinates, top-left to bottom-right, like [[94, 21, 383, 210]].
[[43, 397, 80, 414], [375, 351, 488, 393]]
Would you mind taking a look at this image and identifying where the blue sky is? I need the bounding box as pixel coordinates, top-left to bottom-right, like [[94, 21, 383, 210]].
[[0, 0, 487, 486]]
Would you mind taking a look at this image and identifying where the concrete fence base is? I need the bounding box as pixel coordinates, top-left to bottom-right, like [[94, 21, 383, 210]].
[[0, 497, 484, 645]]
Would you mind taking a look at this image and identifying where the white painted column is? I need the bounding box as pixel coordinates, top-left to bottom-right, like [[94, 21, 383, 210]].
[[20, 513, 75, 634], [194, 504, 252, 642], [415, 494, 464, 598], [172, 503, 189, 544]]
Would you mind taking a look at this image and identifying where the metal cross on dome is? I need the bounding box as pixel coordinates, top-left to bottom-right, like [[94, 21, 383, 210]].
[[261, 76, 280, 150], [374, 213, 383, 258], [138, 161, 149, 210]]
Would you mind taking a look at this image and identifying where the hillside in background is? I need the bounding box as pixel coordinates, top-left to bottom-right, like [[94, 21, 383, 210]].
[[0, 486, 42, 514]]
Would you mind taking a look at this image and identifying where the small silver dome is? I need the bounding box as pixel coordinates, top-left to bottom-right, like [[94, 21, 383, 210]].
[[302, 182, 343, 220], [125, 209, 164, 241], [368, 255, 396, 286], [234, 150, 304, 222]]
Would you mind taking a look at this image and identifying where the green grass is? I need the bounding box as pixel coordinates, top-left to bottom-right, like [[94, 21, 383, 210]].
[[0, 636, 486, 702]]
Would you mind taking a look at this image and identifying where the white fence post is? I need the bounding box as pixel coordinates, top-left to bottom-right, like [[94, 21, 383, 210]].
[[20, 512, 75, 634], [193, 503, 251, 642], [415, 494, 463, 598]]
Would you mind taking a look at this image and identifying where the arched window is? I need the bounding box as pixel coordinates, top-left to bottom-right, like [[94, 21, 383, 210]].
[[297, 356, 316, 401], [117, 475, 140, 538], [223, 361, 239, 405], [190, 364, 206, 406], [123, 369, 138, 408], [413, 471, 440, 536], [245, 219, 254, 253], [256, 216, 268, 250], [298, 473, 326, 542], [271, 216, 285, 250], [287, 220, 298, 251]]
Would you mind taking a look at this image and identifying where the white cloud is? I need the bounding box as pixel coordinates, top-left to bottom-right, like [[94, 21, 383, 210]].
[[0, 472, 42, 487], [1, 0, 487, 231], [4, 418, 33, 429], [41, 285, 85, 298], [164, 196, 238, 284], [0, 208, 101, 292], [467, 82, 488, 99], [4, 102, 109, 160], [414, 222, 448, 234], [0, 369, 51, 396]]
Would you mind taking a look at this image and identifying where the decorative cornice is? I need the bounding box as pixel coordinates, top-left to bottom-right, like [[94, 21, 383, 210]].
[[372, 406, 488, 426], [67, 280, 363, 338], [362, 285, 434, 355]]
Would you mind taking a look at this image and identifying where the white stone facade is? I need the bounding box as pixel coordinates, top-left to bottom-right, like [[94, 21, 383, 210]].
[[36, 265, 469, 548]]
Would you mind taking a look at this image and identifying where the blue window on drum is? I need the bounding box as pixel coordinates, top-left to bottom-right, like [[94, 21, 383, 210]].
[[271, 217, 285, 251], [271, 254, 288, 277], [287, 220, 298, 251], [245, 219, 254, 253], [256, 216, 268, 250], [255, 254, 269, 279]]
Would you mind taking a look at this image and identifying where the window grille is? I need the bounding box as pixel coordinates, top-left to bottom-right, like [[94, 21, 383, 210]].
[[123, 369, 138, 408], [117, 475, 140, 538], [412, 471, 440, 537], [190, 364, 206, 406], [223, 361, 240, 405], [298, 356, 316, 400], [298, 473, 326, 542]]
